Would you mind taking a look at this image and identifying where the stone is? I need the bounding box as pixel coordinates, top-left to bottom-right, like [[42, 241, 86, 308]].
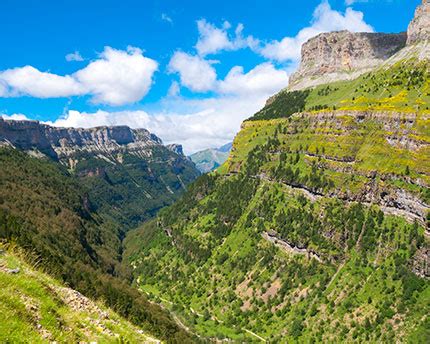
[[407, 0, 430, 45], [7, 268, 20, 274], [289, 31, 406, 90], [0, 118, 188, 169]]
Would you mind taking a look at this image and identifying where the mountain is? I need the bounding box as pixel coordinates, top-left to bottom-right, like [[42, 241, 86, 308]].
[[0, 118, 200, 229], [288, 31, 406, 91], [0, 147, 195, 343], [0, 243, 160, 343], [124, 3, 430, 342], [0, 121, 200, 342], [190, 142, 232, 173]]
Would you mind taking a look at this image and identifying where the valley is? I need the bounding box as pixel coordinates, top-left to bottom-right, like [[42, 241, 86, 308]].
[[0, 1, 429, 343]]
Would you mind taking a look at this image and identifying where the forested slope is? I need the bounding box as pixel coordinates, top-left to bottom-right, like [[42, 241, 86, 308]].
[[124, 59, 430, 342], [0, 148, 195, 343]]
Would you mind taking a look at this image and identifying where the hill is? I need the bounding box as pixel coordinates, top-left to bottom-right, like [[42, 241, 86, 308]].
[[0, 119, 200, 229]]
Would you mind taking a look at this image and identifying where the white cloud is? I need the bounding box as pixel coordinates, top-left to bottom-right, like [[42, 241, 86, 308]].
[[195, 19, 259, 56], [1, 113, 31, 121], [196, 20, 234, 56], [259, 1, 374, 62], [167, 81, 180, 97], [43, 61, 287, 154], [218, 63, 289, 95], [161, 13, 173, 24], [0, 66, 85, 98], [74, 46, 158, 106], [65, 51, 84, 62], [0, 46, 158, 106], [168, 51, 217, 92], [345, 0, 369, 5], [44, 91, 267, 154]]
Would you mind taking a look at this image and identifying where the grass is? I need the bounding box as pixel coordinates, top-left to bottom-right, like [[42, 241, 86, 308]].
[[0, 243, 160, 344]]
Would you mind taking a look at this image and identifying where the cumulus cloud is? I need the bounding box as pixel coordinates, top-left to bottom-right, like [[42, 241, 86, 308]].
[[44, 91, 268, 154], [0, 46, 158, 106], [43, 61, 288, 153], [259, 1, 374, 62], [195, 19, 259, 56], [169, 51, 289, 96], [218, 63, 289, 95], [0, 66, 85, 98], [168, 51, 217, 92], [65, 51, 84, 62], [1, 113, 32, 121], [74, 46, 158, 106]]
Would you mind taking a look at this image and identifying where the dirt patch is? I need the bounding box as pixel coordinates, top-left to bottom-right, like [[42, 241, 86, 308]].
[[235, 278, 254, 299], [261, 279, 282, 302]]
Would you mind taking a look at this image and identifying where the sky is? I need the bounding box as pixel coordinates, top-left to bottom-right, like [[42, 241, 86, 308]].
[[0, 0, 420, 153]]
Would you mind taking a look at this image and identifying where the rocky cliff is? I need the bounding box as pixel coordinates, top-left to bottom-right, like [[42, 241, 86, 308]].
[[289, 31, 406, 90], [0, 117, 200, 229], [407, 0, 430, 45], [289, 1, 430, 91], [0, 118, 185, 168]]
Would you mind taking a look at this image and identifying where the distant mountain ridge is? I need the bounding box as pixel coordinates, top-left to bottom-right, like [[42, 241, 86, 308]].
[[190, 142, 232, 173], [0, 117, 200, 229], [0, 118, 182, 165]]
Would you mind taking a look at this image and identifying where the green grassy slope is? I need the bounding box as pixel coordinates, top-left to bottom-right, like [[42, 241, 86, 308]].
[[125, 59, 430, 342], [252, 59, 430, 121], [0, 148, 194, 343], [0, 243, 160, 343]]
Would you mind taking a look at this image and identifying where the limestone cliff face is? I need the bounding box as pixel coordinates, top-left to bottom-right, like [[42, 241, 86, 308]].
[[407, 0, 430, 45], [289, 31, 406, 90], [0, 118, 185, 168], [288, 1, 430, 91]]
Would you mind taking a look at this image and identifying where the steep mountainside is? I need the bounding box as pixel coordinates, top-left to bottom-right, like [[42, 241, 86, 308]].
[[190, 142, 232, 173], [407, 0, 430, 45], [0, 119, 200, 229], [0, 244, 160, 343], [0, 148, 194, 343], [124, 4, 430, 342]]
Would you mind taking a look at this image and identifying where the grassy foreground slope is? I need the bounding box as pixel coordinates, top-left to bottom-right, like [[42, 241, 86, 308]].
[[0, 148, 194, 343], [253, 59, 430, 121], [125, 60, 430, 342], [0, 243, 159, 343]]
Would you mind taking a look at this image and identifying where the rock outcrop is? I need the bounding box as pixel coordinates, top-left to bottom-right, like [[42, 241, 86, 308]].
[[289, 31, 406, 90], [0, 118, 186, 168], [407, 0, 430, 45], [166, 143, 185, 156], [289, 1, 430, 91]]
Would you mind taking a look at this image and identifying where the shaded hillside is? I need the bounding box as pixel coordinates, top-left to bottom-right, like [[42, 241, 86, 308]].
[[0, 119, 200, 230], [0, 148, 194, 343]]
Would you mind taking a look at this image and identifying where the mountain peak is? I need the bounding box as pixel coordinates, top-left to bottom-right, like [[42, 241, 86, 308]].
[[407, 0, 430, 45], [289, 31, 406, 90]]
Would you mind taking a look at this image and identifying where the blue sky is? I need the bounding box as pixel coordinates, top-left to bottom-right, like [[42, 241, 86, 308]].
[[0, 0, 420, 153]]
